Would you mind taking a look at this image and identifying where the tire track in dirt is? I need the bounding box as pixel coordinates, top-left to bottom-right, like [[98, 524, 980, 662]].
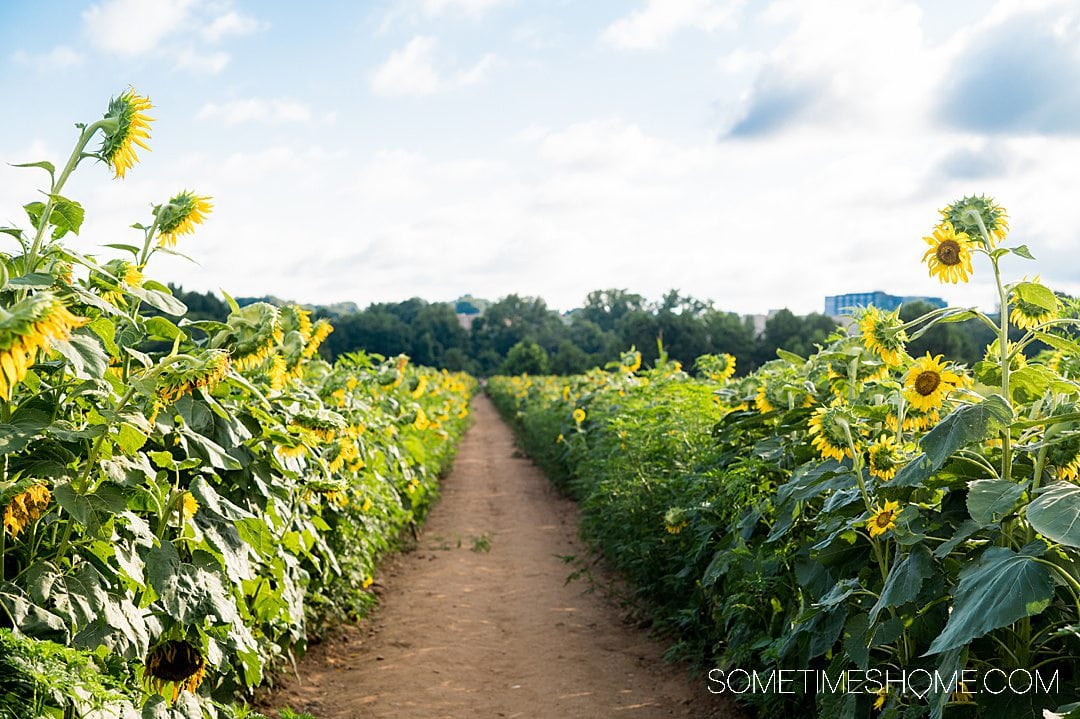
[[269, 395, 740, 719]]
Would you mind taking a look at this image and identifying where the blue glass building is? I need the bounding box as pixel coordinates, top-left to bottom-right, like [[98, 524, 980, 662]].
[[824, 291, 946, 318]]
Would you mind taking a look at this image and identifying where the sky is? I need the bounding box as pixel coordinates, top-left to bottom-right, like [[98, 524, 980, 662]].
[[2, 0, 1079, 315]]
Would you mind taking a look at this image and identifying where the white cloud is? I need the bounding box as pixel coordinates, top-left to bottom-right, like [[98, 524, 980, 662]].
[[11, 45, 84, 71], [370, 36, 495, 96], [601, 0, 742, 50], [196, 98, 313, 125], [82, 0, 197, 56], [176, 47, 231, 74], [201, 11, 267, 42]]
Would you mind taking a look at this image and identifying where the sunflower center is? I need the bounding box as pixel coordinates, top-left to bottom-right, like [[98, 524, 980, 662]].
[[874, 511, 894, 528], [936, 239, 961, 266], [914, 370, 941, 396]]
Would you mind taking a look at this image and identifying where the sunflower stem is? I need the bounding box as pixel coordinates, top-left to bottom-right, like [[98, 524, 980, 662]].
[[23, 120, 106, 285]]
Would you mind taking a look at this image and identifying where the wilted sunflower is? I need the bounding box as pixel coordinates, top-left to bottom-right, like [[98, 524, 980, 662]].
[[867, 435, 904, 481], [866, 500, 900, 538], [923, 222, 974, 284], [99, 88, 154, 179], [858, 306, 907, 366], [807, 403, 862, 462], [3, 483, 51, 537], [144, 639, 206, 700], [940, 195, 1009, 247], [156, 191, 213, 247], [0, 293, 88, 400], [664, 507, 689, 535], [904, 354, 962, 412], [157, 350, 231, 405]]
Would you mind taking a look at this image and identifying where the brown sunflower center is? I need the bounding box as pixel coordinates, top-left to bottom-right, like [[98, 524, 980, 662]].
[[875, 511, 895, 528], [936, 239, 961, 266], [914, 370, 941, 396], [146, 641, 204, 682]]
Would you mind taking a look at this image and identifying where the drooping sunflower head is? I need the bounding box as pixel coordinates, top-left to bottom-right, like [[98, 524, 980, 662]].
[[922, 222, 974, 284], [618, 348, 643, 374], [268, 355, 288, 391], [867, 435, 904, 481], [0, 293, 88, 400], [213, 303, 282, 371], [157, 350, 231, 405], [664, 507, 689, 535], [1048, 429, 1080, 482], [292, 408, 347, 442], [144, 639, 206, 701], [886, 403, 940, 433], [755, 374, 813, 415], [807, 403, 863, 462], [1008, 280, 1059, 331], [696, 353, 737, 382], [2, 482, 51, 538], [857, 306, 908, 366], [99, 88, 154, 179], [940, 195, 1009, 248], [302, 320, 334, 360], [903, 353, 962, 412], [155, 191, 213, 248], [866, 499, 901, 538]]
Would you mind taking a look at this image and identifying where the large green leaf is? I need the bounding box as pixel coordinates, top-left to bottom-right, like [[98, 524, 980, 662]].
[[869, 544, 933, 622], [920, 395, 1013, 468], [1026, 482, 1080, 548], [967, 478, 1025, 526], [926, 542, 1054, 654]]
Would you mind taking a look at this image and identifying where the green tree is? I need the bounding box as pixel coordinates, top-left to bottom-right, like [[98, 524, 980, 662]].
[[501, 340, 549, 375]]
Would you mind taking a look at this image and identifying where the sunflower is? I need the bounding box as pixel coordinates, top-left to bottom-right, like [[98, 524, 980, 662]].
[[867, 435, 903, 481], [886, 404, 940, 433], [697, 353, 737, 382], [873, 687, 888, 710], [181, 492, 199, 522], [904, 354, 962, 412], [216, 303, 283, 371], [0, 293, 88, 400], [156, 191, 213, 247], [755, 377, 813, 414], [302, 320, 333, 359], [144, 639, 206, 701], [573, 408, 586, 424], [268, 355, 288, 392], [619, 349, 643, 374], [157, 350, 231, 405], [923, 222, 975, 284], [1009, 281, 1058, 330], [858, 307, 908, 366], [983, 341, 1027, 373], [98, 88, 153, 179], [1049, 434, 1080, 481], [664, 507, 689, 535], [866, 500, 900, 538], [3, 483, 51, 538], [807, 403, 862, 462], [293, 409, 346, 442], [940, 195, 1009, 247]]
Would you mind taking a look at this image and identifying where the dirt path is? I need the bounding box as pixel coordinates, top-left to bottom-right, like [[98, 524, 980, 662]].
[[269, 396, 739, 719]]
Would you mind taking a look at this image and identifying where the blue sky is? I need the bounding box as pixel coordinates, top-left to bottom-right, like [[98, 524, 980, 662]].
[[1, 0, 1079, 314]]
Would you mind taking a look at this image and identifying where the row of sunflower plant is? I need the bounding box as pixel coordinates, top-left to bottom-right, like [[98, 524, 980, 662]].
[[489, 197, 1080, 719], [0, 90, 475, 719]]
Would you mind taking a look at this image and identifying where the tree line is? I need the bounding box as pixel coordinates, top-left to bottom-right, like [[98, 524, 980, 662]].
[[167, 285, 1012, 376]]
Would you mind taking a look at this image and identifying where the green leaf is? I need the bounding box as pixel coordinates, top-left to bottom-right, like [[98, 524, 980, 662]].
[[127, 285, 187, 316], [920, 395, 1013, 468], [0, 409, 50, 455], [6, 272, 56, 289], [143, 316, 186, 342], [870, 544, 933, 622], [1014, 281, 1058, 312], [48, 196, 84, 239], [115, 423, 147, 455], [52, 482, 129, 536], [1035, 332, 1080, 357], [967, 478, 1025, 526], [1010, 365, 1077, 402], [52, 330, 109, 379], [1010, 244, 1036, 260], [926, 541, 1054, 654], [10, 160, 56, 182], [775, 349, 805, 365], [1026, 482, 1080, 548], [87, 317, 120, 356]]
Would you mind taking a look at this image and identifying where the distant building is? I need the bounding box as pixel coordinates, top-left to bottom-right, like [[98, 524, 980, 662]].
[[825, 291, 946, 318]]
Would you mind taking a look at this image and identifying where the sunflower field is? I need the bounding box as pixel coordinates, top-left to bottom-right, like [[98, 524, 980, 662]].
[[489, 200, 1080, 719], [0, 90, 474, 718]]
